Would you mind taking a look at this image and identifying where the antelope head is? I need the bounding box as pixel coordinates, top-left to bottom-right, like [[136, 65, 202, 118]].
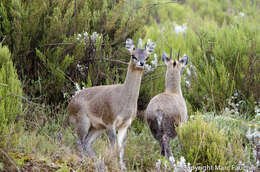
[[126, 38, 156, 70], [162, 49, 189, 91]]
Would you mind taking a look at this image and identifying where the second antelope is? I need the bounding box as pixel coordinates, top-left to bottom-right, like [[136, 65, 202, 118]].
[[68, 38, 155, 170], [145, 51, 188, 162]]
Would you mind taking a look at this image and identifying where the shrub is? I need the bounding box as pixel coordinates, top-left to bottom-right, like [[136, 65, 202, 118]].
[[0, 0, 147, 103], [142, 2, 259, 115], [176, 115, 246, 167], [0, 44, 22, 155]]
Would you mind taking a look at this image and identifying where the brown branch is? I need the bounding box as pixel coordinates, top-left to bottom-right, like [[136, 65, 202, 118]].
[[88, 58, 129, 65], [147, 1, 178, 9], [135, 1, 178, 10], [44, 42, 74, 46], [0, 94, 27, 102], [1, 35, 6, 44], [142, 71, 164, 82], [0, 148, 20, 172], [0, 94, 41, 107]]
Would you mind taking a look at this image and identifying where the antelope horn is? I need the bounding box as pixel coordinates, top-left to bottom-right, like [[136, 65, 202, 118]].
[[170, 48, 172, 59], [177, 49, 180, 61]]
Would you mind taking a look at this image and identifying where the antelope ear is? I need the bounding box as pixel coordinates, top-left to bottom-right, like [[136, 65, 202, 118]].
[[145, 39, 156, 54], [126, 38, 135, 52], [180, 54, 189, 67], [162, 52, 170, 65]]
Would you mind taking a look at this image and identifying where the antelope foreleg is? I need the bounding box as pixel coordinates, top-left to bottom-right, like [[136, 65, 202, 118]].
[[117, 126, 128, 170]]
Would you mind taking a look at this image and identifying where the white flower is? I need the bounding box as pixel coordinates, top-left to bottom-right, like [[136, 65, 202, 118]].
[[83, 32, 88, 37], [185, 80, 191, 88], [225, 107, 230, 112], [144, 64, 152, 72], [77, 34, 82, 41], [239, 12, 245, 17], [155, 159, 161, 169], [63, 92, 68, 98], [174, 24, 187, 35], [161, 26, 166, 32], [180, 156, 186, 165], [151, 53, 158, 67], [169, 156, 175, 164], [91, 32, 98, 41], [74, 82, 82, 96], [186, 68, 191, 76]]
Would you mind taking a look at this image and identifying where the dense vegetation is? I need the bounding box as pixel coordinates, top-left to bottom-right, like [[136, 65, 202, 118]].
[[0, 0, 259, 171]]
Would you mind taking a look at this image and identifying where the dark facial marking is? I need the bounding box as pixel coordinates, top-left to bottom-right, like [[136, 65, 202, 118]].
[[131, 55, 137, 60], [173, 61, 177, 67]]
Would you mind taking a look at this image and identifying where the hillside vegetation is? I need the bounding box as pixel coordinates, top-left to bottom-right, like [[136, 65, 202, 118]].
[[0, 0, 259, 171]]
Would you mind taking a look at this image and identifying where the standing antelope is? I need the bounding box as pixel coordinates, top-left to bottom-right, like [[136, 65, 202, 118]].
[[145, 51, 188, 161], [68, 38, 155, 170]]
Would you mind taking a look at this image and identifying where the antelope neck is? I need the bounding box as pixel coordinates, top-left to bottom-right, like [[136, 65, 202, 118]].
[[122, 62, 143, 105]]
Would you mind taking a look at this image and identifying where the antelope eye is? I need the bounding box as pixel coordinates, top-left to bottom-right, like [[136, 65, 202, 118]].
[[132, 55, 137, 60]]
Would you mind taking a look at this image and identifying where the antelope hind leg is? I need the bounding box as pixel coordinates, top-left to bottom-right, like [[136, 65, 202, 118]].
[[71, 113, 91, 159], [106, 126, 116, 148], [84, 127, 104, 158]]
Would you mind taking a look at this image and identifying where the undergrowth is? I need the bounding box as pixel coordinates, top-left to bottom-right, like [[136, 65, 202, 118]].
[[0, 103, 258, 171]]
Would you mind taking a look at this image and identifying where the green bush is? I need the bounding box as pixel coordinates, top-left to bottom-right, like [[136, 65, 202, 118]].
[[0, 44, 23, 149], [0, 0, 147, 103], [176, 115, 246, 167], [141, 0, 260, 115]]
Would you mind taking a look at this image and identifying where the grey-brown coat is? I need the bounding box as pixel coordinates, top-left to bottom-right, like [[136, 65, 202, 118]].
[[68, 38, 155, 170], [145, 52, 188, 159]]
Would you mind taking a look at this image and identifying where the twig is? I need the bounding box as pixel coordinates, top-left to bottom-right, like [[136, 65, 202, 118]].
[[0, 94, 40, 107], [1, 35, 6, 44], [147, 1, 178, 9], [0, 148, 20, 172], [135, 1, 178, 10], [44, 42, 74, 46], [142, 71, 164, 82], [88, 58, 129, 65]]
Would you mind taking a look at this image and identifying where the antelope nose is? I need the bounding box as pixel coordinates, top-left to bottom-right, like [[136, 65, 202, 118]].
[[140, 62, 144, 66]]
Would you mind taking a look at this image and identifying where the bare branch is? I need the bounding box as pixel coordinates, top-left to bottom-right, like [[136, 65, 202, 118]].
[[142, 71, 164, 82], [88, 58, 129, 65], [0, 148, 20, 172], [0, 94, 41, 107], [44, 42, 74, 46], [135, 1, 178, 10], [1, 35, 6, 44]]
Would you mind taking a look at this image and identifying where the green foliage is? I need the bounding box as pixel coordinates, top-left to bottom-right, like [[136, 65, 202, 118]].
[[141, 0, 260, 115], [0, 44, 23, 149], [0, 0, 146, 103], [177, 115, 247, 167]]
